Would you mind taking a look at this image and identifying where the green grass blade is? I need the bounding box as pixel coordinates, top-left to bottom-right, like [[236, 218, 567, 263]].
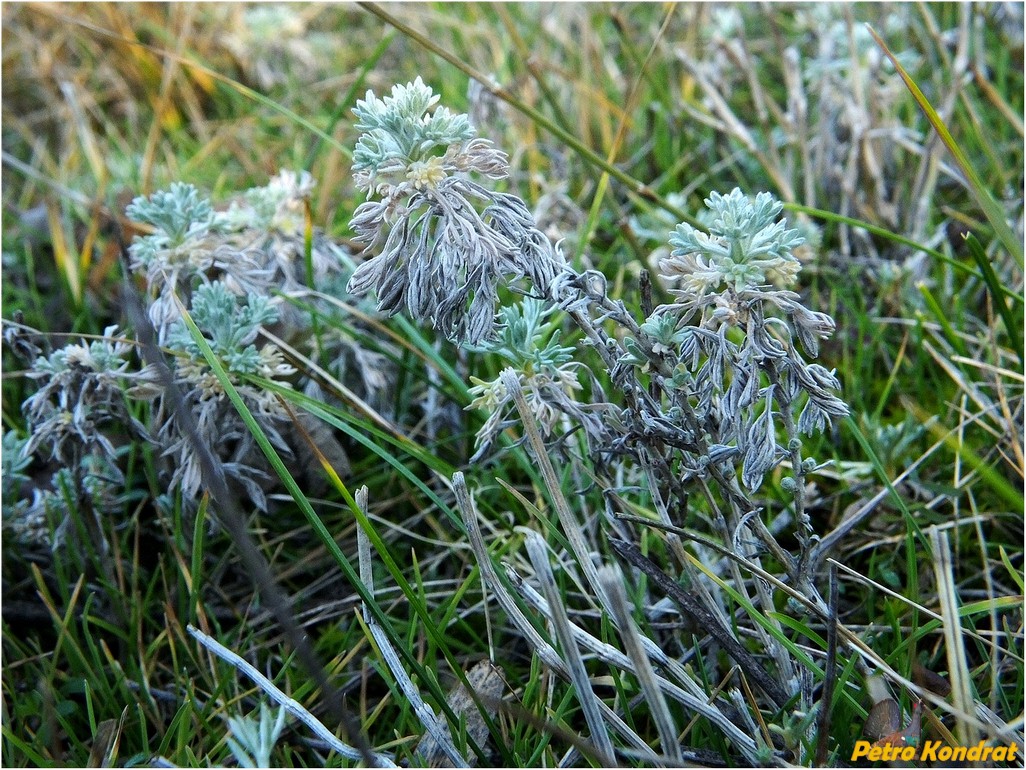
[[685, 552, 820, 678], [916, 283, 968, 357], [913, 408, 1026, 512], [963, 232, 1024, 366], [999, 546, 1025, 593], [844, 416, 930, 556], [1, 726, 52, 765], [303, 31, 395, 170], [189, 494, 209, 626]]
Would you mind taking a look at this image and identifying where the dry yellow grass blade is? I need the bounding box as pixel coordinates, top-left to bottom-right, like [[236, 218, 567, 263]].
[[46, 200, 80, 303]]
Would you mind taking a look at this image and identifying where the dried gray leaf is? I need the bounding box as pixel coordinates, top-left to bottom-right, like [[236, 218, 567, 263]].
[[415, 660, 507, 768]]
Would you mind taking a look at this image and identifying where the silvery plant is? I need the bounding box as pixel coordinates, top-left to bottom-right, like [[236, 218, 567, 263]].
[[3, 326, 158, 549], [125, 171, 390, 511], [4, 170, 390, 546], [3, 74, 856, 762], [346, 78, 565, 345], [346, 81, 847, 550], [345, 81, 850, 757]]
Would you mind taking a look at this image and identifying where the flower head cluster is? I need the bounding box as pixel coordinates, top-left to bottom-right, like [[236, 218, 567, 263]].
[[128, 173, 345, 340], [121, 174, 371, 511], [346, 80, 565, 345], [167, 282, 284, 384], [467, 299, 604, 461], [21, 326, 158, 466], [127, 181, 219, 246], [352, 77, 496, 195], [31, 454, 126, 549], [222, 5, 333, 91], [619, 190, 851, 491], [661, 189, 804, 296], [7, 330, 157, 549], [225, 169, 315, 236], [8, 170, 370, 523], [128, 183, 265, 338], [159, 282, 296, 508]]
